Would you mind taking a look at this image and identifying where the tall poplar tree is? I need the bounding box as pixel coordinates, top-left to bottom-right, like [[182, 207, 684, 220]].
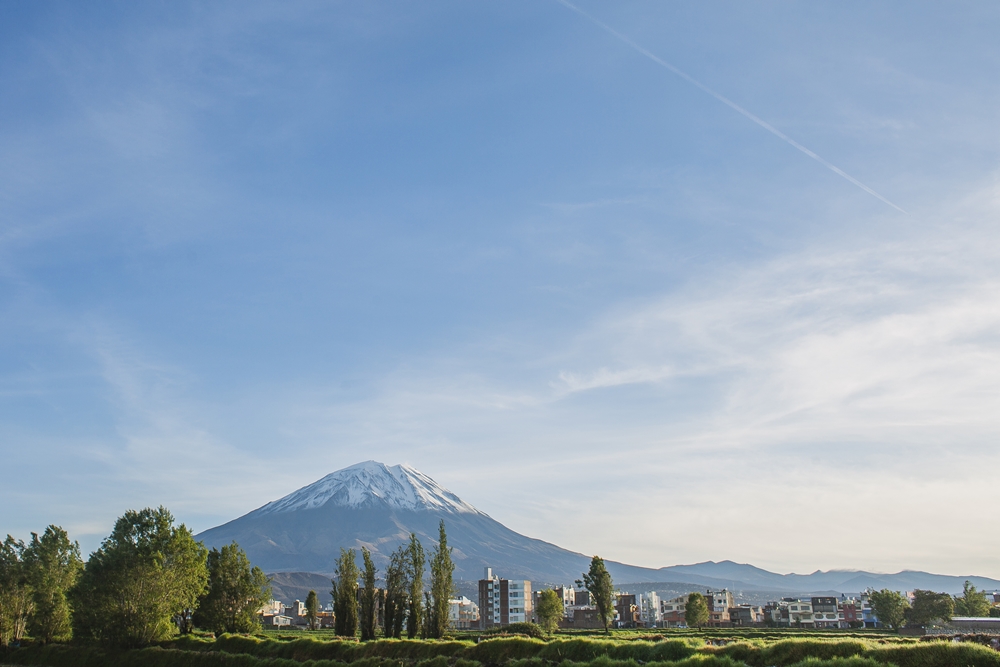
[[305, 590, 319, 630], [577, 556, 614, 634], [405, 533, 425, 639], [331, 548, 359, 637], [24, 526, 82, 644], [427, 521, 454, 639], [382, 545, 409, 639], [359, 547, 378, 640], [684, 592, 709, 628]]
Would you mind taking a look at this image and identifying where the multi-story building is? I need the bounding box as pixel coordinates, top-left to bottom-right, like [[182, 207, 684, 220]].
[[448, 596, 480, 629], [660, 595, 688, 627], [787, 599, 814, 626], [478, 567, 532, 628], [615, 593, 640, 627], [811, 597, 842, 629], [706, 590, 734, 627], [639, 591, 661, 626], [728, 605, 764, 626]]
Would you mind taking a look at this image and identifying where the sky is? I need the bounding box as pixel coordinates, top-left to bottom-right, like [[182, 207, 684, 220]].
[[2, 1, 1000, 579]]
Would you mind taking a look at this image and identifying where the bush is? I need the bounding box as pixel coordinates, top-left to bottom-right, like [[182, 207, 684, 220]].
[[482, 623, 545, 640]]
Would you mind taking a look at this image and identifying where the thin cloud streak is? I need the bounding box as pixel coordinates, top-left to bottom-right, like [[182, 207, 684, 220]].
[[555, 0, 907, 214]]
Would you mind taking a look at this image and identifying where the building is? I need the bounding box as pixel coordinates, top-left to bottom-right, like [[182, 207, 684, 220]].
[[639, 591, 661, 626], [264, 614, 292, 627], [728, 605, 764, 626], [478, 567, 532, 628], [706, 590, 734, 627], [811, 597, 842, 629], [615, 593, 640, 627], [449, 596, 480, 629], [787, 599, 814, 627], [660, 595, 688, 627]]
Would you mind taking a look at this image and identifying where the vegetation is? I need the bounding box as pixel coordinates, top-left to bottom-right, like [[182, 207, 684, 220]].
[[9, 630, 1000, 667], [195, 542, 272, 635], [360, 548, 378, 641], [305, 591, 320, 631], [684, 592, 709, 629], [427, 521, 455, 640], [405, 534, 425, 639], [866, 589, 908, 631], [954, 580, 992, 617], [0, 535, 34, 646], [577, 557, 614, 634], [70, 507, 208, 648], [332, 548, 359, 637], [905, 589, 954, 626], [383, 545, 409, 639], [535, 590, 564, 633]]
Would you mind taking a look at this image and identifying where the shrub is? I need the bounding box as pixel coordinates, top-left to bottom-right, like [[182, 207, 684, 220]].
[[482, 623, 545, 640]]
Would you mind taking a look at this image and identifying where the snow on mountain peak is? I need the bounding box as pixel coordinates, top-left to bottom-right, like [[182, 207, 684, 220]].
[[255, 461, 482, 516]]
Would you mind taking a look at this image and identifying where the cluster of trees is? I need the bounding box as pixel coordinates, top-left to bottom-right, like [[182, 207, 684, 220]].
[[0, 526, 82, 646], [1, 507, 271, 648], [325, 520, 455, 639], [868, 581, 998, 631]]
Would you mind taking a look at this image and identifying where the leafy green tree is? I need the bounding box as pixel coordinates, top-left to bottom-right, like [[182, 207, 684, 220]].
[[305, 590, 319, 630], [331, 548, 358, 636], [868, 589, 908, 631], [23, 526, 82, 644], [359, 547, 378, 640], [685, 592, 709, 628], [535, 589, 563, 633], [382, 545, 409, 639], [71, 507, 208, 647], [0, 536, 33, 647], [576, 556, 614, 634], [905, 590, 954, 627], [405, 533, 425, 639], [954, 581, 991, 617], [427, 521, 455, 639], [194, 542, 271, 635]]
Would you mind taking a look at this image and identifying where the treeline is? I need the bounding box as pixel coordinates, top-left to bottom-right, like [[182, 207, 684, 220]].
[[867, 582, 998, 631], [313, 521, 456, 641], [1, 507, 271, 648], [2, 507, 463, 649]]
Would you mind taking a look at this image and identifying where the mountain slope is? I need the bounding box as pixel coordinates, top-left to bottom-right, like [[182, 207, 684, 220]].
[[197, 462, 1000, 594]]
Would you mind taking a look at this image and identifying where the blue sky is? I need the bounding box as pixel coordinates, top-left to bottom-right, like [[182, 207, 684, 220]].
[[3, 1, 1000, 578]]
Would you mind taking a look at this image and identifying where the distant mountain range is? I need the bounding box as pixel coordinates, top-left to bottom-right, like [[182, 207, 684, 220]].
[[196, 461, 1000, 597]]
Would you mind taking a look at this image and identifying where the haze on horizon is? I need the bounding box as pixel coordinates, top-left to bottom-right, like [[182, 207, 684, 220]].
[[2, 2, 999, 579]]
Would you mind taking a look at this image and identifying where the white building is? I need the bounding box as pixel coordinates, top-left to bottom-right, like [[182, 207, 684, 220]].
[[478, 567, 533, 628], [448, 596, 480, 629], [639, 591, 661, 626]]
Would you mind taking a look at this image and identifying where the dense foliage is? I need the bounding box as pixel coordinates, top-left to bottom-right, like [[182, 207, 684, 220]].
[[332, 549, 359, 637], [405, 535, 425, 640], [577, 557, 614, 634], [360, 548, 379, 641], [70, 507, 208, 648], [427, 521, 455, 640], [867, 589, 908, 631], [195, 543, 272, 635], [684, 593, 709, 629], [383, 546, 409, 639], [535, 590, 563, 633]]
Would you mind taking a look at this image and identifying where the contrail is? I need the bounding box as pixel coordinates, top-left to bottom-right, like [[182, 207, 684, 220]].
[[555, 0, 906, 214]]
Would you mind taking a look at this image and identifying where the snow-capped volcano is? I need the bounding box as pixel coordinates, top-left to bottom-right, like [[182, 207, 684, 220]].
[[256, 461, 481, 515]]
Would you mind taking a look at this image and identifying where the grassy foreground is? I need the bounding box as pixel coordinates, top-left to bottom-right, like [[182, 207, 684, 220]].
[[3, 630, 999, 667]]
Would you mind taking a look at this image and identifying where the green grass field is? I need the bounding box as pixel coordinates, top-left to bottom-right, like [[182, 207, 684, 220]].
[[3, 628, 999, 667]]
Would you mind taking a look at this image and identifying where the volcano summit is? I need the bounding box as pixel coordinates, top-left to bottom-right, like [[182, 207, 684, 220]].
[[197, 461, 612, 582]]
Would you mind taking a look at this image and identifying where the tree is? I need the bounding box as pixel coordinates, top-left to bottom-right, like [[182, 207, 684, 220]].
[[405, 533, 425, 639], [359, 547, 378, 641], [576, 556, 614, 634], [954, 581, 991, 617], [383, 545, 409, 639], [23, 526, 82, 644], [905, 590, 954, 627], [0, 536, 33, 647], [332, 548, 359, 636], [427, 521, 455, 639], [868, 589, 908, 631], [536, 589, 563, 633], [684, 592, 709, 629], [71, 507, 208, 647], [194, 542, 272, 635], [305, 590, 319, 630]]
